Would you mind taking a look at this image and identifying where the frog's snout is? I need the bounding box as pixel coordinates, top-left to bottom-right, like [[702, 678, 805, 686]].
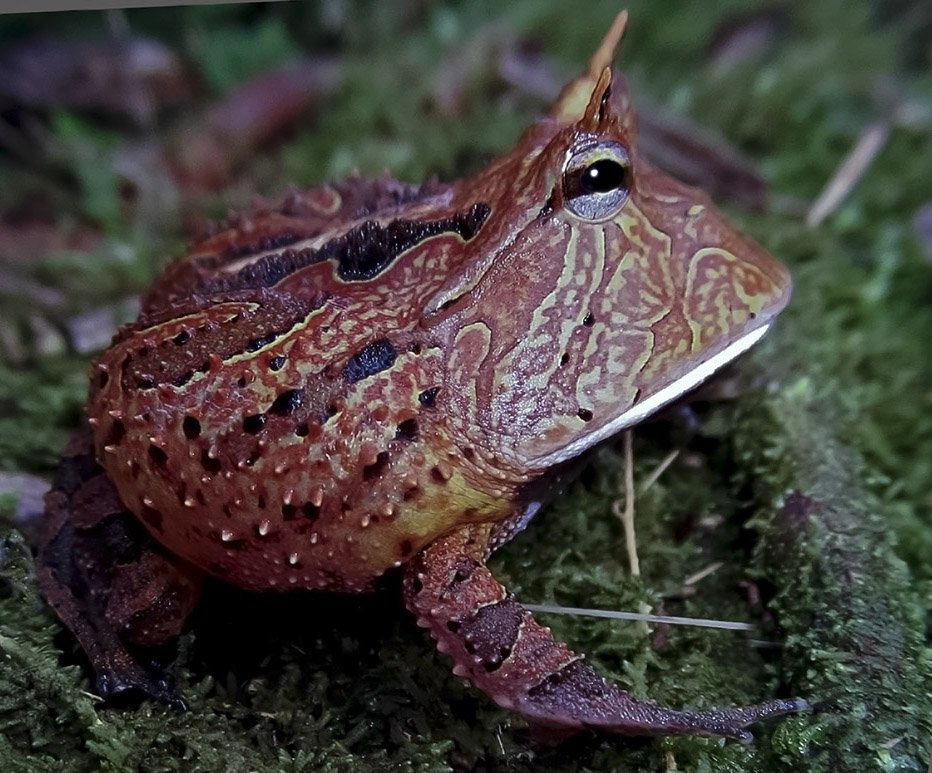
[[681, 233, 792, 352]]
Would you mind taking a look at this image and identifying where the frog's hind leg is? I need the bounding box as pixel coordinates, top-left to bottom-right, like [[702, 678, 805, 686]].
[[403, 522, 806, 741], [37, 429, 203, 706]]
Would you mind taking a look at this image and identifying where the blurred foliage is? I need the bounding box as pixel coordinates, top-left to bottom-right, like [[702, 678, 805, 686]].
[[48, 113, 123, 230], [0, 0, 929, 771], [187, 16, 302, 95]]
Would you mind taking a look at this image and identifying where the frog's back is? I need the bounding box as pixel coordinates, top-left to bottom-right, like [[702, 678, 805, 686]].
[[88, 177, 501, 592]]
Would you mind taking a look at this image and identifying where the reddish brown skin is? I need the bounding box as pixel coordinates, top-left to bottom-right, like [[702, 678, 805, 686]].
[[38, 14, 805, 739]]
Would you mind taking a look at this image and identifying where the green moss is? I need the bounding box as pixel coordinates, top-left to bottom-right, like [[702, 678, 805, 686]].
[[732, 386, 932, 771], [0, 1, 929, 770], [0, 357, 86, 472], [0, 532, 98, 771]]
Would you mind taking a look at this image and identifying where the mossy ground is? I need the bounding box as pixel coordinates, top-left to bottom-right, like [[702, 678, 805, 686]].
[[0, 1, 930, 771]]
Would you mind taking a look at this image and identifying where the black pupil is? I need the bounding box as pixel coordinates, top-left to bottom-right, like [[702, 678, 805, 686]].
[[580, 159, 626, 194]]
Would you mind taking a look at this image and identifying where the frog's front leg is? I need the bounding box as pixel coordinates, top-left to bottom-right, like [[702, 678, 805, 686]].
[[403, 522, 805, 741], [37, 430, 203, 706]]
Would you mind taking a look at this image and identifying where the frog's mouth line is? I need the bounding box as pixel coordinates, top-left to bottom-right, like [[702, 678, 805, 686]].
[[532, 322, 772, 468]]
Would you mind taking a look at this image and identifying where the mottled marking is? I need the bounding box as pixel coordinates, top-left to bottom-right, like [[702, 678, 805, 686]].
[[574, 326, 652, 417], [418, 387, 440, 407], [200, 450, 221, 475], [519, 658, 612, 719], [395, 418, 419, 442], [362, 451, 390, 481], [456, 596, 523, 670], [182, 416, 201, 439], [120, 298, 324, 393], [242, 414, 266, 434], [446, 322, 492, 448], [269, 389, 305, 416], [104, 418, 126, 446], [602, 203, 676, 325], [201, 300, 331, 374], [684, 247, 770, 349], [342, 340, 397, 383], [485, 224, 606, 451], [148, 444, 168, 467]]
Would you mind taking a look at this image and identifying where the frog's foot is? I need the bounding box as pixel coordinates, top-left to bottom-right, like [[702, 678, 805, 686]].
[[403, 523, 807, 741], [37, 430, 202, 707], [91, 649, 186, 709]]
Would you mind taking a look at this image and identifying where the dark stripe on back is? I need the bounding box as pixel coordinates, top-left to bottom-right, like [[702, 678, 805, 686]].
[[205, 202, 491, 294], [222, 231, 303, 261]]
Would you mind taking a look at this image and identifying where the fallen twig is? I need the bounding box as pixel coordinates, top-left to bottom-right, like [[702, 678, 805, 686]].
[[637, 448, 680, 495], [681, 561, 724, 588], [806, 121, 891, 227]]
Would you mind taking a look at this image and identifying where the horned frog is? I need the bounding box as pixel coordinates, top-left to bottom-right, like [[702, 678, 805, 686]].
[[38, 12, 805, 741]]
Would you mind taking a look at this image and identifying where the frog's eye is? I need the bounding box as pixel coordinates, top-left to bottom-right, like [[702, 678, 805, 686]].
[[562, 142, 632, 221]]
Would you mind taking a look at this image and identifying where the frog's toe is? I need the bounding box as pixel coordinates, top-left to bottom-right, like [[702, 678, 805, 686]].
[[532, 691, 810, 742], [95, 664, 184, 709]]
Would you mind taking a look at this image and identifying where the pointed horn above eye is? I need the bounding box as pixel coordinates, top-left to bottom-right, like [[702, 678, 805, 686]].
[[587, 10, 628, 78], [550, 10, 628, 125]]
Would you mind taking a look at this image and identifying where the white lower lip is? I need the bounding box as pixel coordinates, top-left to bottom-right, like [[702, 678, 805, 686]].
[[532, 323, 772, 468]]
